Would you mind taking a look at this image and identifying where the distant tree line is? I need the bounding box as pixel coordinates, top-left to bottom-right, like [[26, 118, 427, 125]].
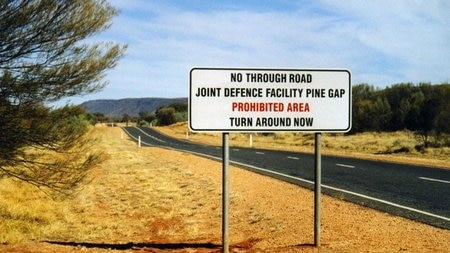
[[87, 83, 450, 149], [138, 102, 187, 126], [352, 82, 450, 147], [88, 102, 188, 127]]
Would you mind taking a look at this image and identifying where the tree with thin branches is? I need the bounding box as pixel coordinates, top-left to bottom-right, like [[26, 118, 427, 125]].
[[0, 0, 126, 195]]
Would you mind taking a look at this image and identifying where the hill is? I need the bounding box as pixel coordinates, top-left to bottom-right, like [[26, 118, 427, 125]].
[[81, 97, 187, 117]]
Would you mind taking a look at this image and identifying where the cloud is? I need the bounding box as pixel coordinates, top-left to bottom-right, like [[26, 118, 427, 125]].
[[319, 0, 450, 83], [85, 0, 449, 102]]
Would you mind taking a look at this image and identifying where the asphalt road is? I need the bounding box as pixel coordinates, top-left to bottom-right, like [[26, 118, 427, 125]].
[[123, 126, 450, 229]]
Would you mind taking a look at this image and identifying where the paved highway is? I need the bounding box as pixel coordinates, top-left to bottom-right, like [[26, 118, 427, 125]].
[[123, 126, 450, 229]]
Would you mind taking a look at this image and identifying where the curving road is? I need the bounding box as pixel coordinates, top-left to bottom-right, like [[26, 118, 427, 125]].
[[123, 126, 450, 229]]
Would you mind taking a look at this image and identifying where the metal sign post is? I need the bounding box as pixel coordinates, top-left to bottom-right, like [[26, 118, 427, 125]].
[[222, 133, 230, 253], [314, 133, 322, 246]]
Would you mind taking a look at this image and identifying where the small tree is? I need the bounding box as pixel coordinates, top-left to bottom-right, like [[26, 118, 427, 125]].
[[0, 0, 125, 195], [155, 107, 177, 126], [122, 113, 131, 126], [138, 111, 156, 125], [433, 105, 450, 146]]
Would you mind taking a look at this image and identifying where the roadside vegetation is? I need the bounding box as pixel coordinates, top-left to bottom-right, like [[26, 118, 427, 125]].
[[0, 0, 125, 195], [352, 83, 449, 149], [149, 82, 450, 168], [1, 126, 449, 252], [157, 122, 450, 168], [98, 83, 449, 166], [88, 102, 188, 127], [137, 102, 188, 127]]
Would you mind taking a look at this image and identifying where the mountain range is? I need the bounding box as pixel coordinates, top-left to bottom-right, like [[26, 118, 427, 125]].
[[81, 97, 188, 118]]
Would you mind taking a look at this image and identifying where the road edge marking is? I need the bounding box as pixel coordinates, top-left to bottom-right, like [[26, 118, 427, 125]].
[[419, 177, 450, 184], [336, 163, 355, 168], [229, 162, 450, 222], [123, 129, 450, 223]]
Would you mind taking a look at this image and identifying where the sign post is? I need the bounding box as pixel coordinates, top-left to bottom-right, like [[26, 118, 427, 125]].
[[189, 67, 351, 250], [314, 133, 321, 246], [222, 133, 230, 253]]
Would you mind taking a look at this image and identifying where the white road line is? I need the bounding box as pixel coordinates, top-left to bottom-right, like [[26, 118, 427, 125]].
[[122, 128, 154, 146], [287, 156, 300, 160], [232, 148, 240, 151], [321, 183, 450, 222], [134, 127, 166, 143], [419, 177, 450, 184], [129, 136, 450, 223], [336, 163, 356, 168], [229, 161, 450, 223], [255, 151, 265, 155]]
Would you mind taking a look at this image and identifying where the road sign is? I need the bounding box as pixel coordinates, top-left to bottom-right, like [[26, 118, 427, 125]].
[[189, 67, 351, 132]]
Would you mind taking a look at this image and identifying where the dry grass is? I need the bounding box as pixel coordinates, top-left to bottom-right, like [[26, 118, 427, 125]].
[[156, 122, 450, 168], [0, 179, 66, 243], [1, 126, 449, 253], [42, 127, 221, 243], [0, 126, 222, 246]]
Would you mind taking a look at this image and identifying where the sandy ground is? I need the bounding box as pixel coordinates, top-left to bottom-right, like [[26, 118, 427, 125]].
[[1, 127, 449, 252]]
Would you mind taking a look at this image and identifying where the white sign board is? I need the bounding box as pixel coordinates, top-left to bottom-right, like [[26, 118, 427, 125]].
[[189, 68, 351, 132]]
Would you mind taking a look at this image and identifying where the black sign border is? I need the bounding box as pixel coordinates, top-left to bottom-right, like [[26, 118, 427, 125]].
[[189, 67, 352, 133]]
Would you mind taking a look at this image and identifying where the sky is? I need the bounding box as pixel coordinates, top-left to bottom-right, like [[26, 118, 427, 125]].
[[66, 0, 450, 104]]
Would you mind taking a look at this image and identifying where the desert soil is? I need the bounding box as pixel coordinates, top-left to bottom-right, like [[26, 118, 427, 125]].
[[1, 127, 449, 252]]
